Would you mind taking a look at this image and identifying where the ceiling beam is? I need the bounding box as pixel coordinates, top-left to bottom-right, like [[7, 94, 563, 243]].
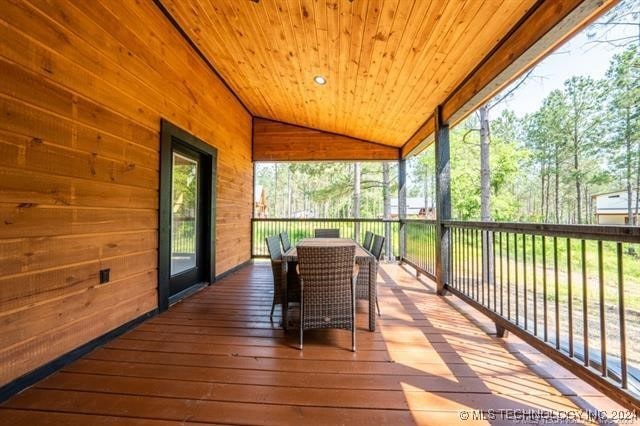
[[400, 0, 616, 159]]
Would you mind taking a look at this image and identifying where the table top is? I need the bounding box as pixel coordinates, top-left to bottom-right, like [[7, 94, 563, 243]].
[[283, 238, 373, 260]]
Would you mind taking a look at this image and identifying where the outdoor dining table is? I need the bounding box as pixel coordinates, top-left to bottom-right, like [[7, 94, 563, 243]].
[[281, 238, 378, 332]]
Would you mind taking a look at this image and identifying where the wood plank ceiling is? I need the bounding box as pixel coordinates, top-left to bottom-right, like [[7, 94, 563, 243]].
[[161, 0, 538, 147]]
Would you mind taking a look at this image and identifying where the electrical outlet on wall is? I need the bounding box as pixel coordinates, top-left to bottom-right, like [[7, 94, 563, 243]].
[[99, 269, 110, 284]]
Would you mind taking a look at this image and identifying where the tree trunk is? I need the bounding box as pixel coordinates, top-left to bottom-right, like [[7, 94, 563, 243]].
[[286, 166, 292, 218], [382, 162, 392, 260], [274, 163, 279, 217], [353, 163, 361, 239], [625, 110, 634, 225], [480, 105, 491, 221], [635, 138, 640, 226], [423, 164, 429, 216], [573, 122, 582, 224], [540, 167, 546, 221], [554, 145, 560, 223]]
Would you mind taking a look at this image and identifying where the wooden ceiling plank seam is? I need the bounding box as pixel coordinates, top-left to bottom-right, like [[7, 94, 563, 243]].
[[403, 0, 531, 117], [286, 0, 316, 125], [153, 0, 252, 117], [365, 0, 444, 144], [394, 0, 510, 144], [336, 0, 354, 135], [207, 0, 284, 119], [324, 0, 341, 128], [342, 0, 369, 139], [232, 0, 301, 121], [312, 0, 329, 122], [441, 0, 614, 124], [349, 0, 384, 141], [380, 0, 483, 142], [269, 1, 315, 125], [359, 0, 416, 141], [357, 0, 401, 132], [239, 0, 303, 124], [300, 0, 325, 125]]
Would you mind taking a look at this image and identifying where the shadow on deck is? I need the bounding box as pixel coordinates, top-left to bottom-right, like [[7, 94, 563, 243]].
[[0, 261, 625, 425]]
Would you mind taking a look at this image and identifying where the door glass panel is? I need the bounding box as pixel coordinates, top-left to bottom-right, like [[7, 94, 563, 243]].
[[171, 152, 198, 275]]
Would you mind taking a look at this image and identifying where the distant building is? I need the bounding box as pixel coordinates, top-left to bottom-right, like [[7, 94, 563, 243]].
[[390, 197, 434, 219], [592, 190, 638, 225], [254, 185, 268, 218]]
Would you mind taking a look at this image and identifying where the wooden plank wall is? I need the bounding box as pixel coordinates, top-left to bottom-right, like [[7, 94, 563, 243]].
[[0, 0, 253, 386], [253, 118, 399, 161]]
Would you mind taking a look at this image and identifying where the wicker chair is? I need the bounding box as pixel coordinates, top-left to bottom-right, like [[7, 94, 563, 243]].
[[367, 234, 385, 316], [362, 231, 373, 252], [297, 245, 358, 351], [314, 228, 340, 238], [279, 231, 291, 252], [266, 235, 300, 322], [370, 234, 385, 260]]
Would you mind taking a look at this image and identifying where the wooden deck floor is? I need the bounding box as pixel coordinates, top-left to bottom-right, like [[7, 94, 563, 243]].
[[0, 262, 623, 425]]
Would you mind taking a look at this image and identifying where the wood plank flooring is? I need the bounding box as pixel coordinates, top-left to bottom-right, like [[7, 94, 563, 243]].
[[0, 262, 623, 425]]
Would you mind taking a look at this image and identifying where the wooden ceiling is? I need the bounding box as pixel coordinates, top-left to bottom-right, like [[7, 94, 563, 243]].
[[160, 0, 539, 147]]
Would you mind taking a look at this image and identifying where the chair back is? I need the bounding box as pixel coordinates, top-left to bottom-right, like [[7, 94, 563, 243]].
[[265, 235, 282, 261], [279, 231, 291, 252], [297, 245, 356, 329], [370, 235, 385, 260], [314, 228, 340, 238], [362, 231, 373, 251]]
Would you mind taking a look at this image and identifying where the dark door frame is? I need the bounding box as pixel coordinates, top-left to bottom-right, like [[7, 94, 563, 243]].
[[159, 119, 217, 312]]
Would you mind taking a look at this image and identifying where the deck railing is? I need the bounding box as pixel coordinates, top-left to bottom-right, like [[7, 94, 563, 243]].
[[404, 219, 640, 408], [250, 216, 640, 409], [251, 218, 400, 259]]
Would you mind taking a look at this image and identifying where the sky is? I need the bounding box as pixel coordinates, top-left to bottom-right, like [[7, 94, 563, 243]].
[[492, 7, 638, 118]]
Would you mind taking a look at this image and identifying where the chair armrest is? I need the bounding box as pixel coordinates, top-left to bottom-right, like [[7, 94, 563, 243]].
[[352, 263, 360, 279]]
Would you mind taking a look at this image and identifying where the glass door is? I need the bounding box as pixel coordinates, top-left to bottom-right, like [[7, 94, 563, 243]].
[[169, 147, 205, 297]]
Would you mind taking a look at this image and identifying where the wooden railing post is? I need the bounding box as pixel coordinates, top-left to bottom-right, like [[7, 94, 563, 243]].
[[435, 106, 451, 296], [398, 159, 407, 262]]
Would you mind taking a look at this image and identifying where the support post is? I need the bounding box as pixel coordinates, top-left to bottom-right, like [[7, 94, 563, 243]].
[[435, 106, 451, 296], [398, 159, 407, 262]]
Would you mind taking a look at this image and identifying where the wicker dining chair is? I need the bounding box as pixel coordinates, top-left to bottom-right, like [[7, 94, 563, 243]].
[[279, 231, 291, 252], [314, 228, 340, 238], [266, 235, 300, 321], [362, 231, 373, 252], [370, 234, 385, 260], [297, 245, 358, 351], [368, 234, 386, 316]]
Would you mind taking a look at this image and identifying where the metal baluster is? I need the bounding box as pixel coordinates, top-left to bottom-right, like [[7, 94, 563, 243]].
[[523, 234, 527, 330], [532, 235, 537, 336], [582, 240, 589, 367], [499, 232, 503, 316], [542, 236, 548, 342], [515, 233, 519, 325], [617, 242, 627, 389], [567, 238, 573, 357], [598, 241, 606, 377], [481, 230, 485, 306], [492, 230, 497, 312], [554, 236, 560, 350], [506, 232, 511, 320]]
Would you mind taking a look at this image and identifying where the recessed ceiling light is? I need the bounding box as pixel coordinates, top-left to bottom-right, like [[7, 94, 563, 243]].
[[313, 75, 327, 85]]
